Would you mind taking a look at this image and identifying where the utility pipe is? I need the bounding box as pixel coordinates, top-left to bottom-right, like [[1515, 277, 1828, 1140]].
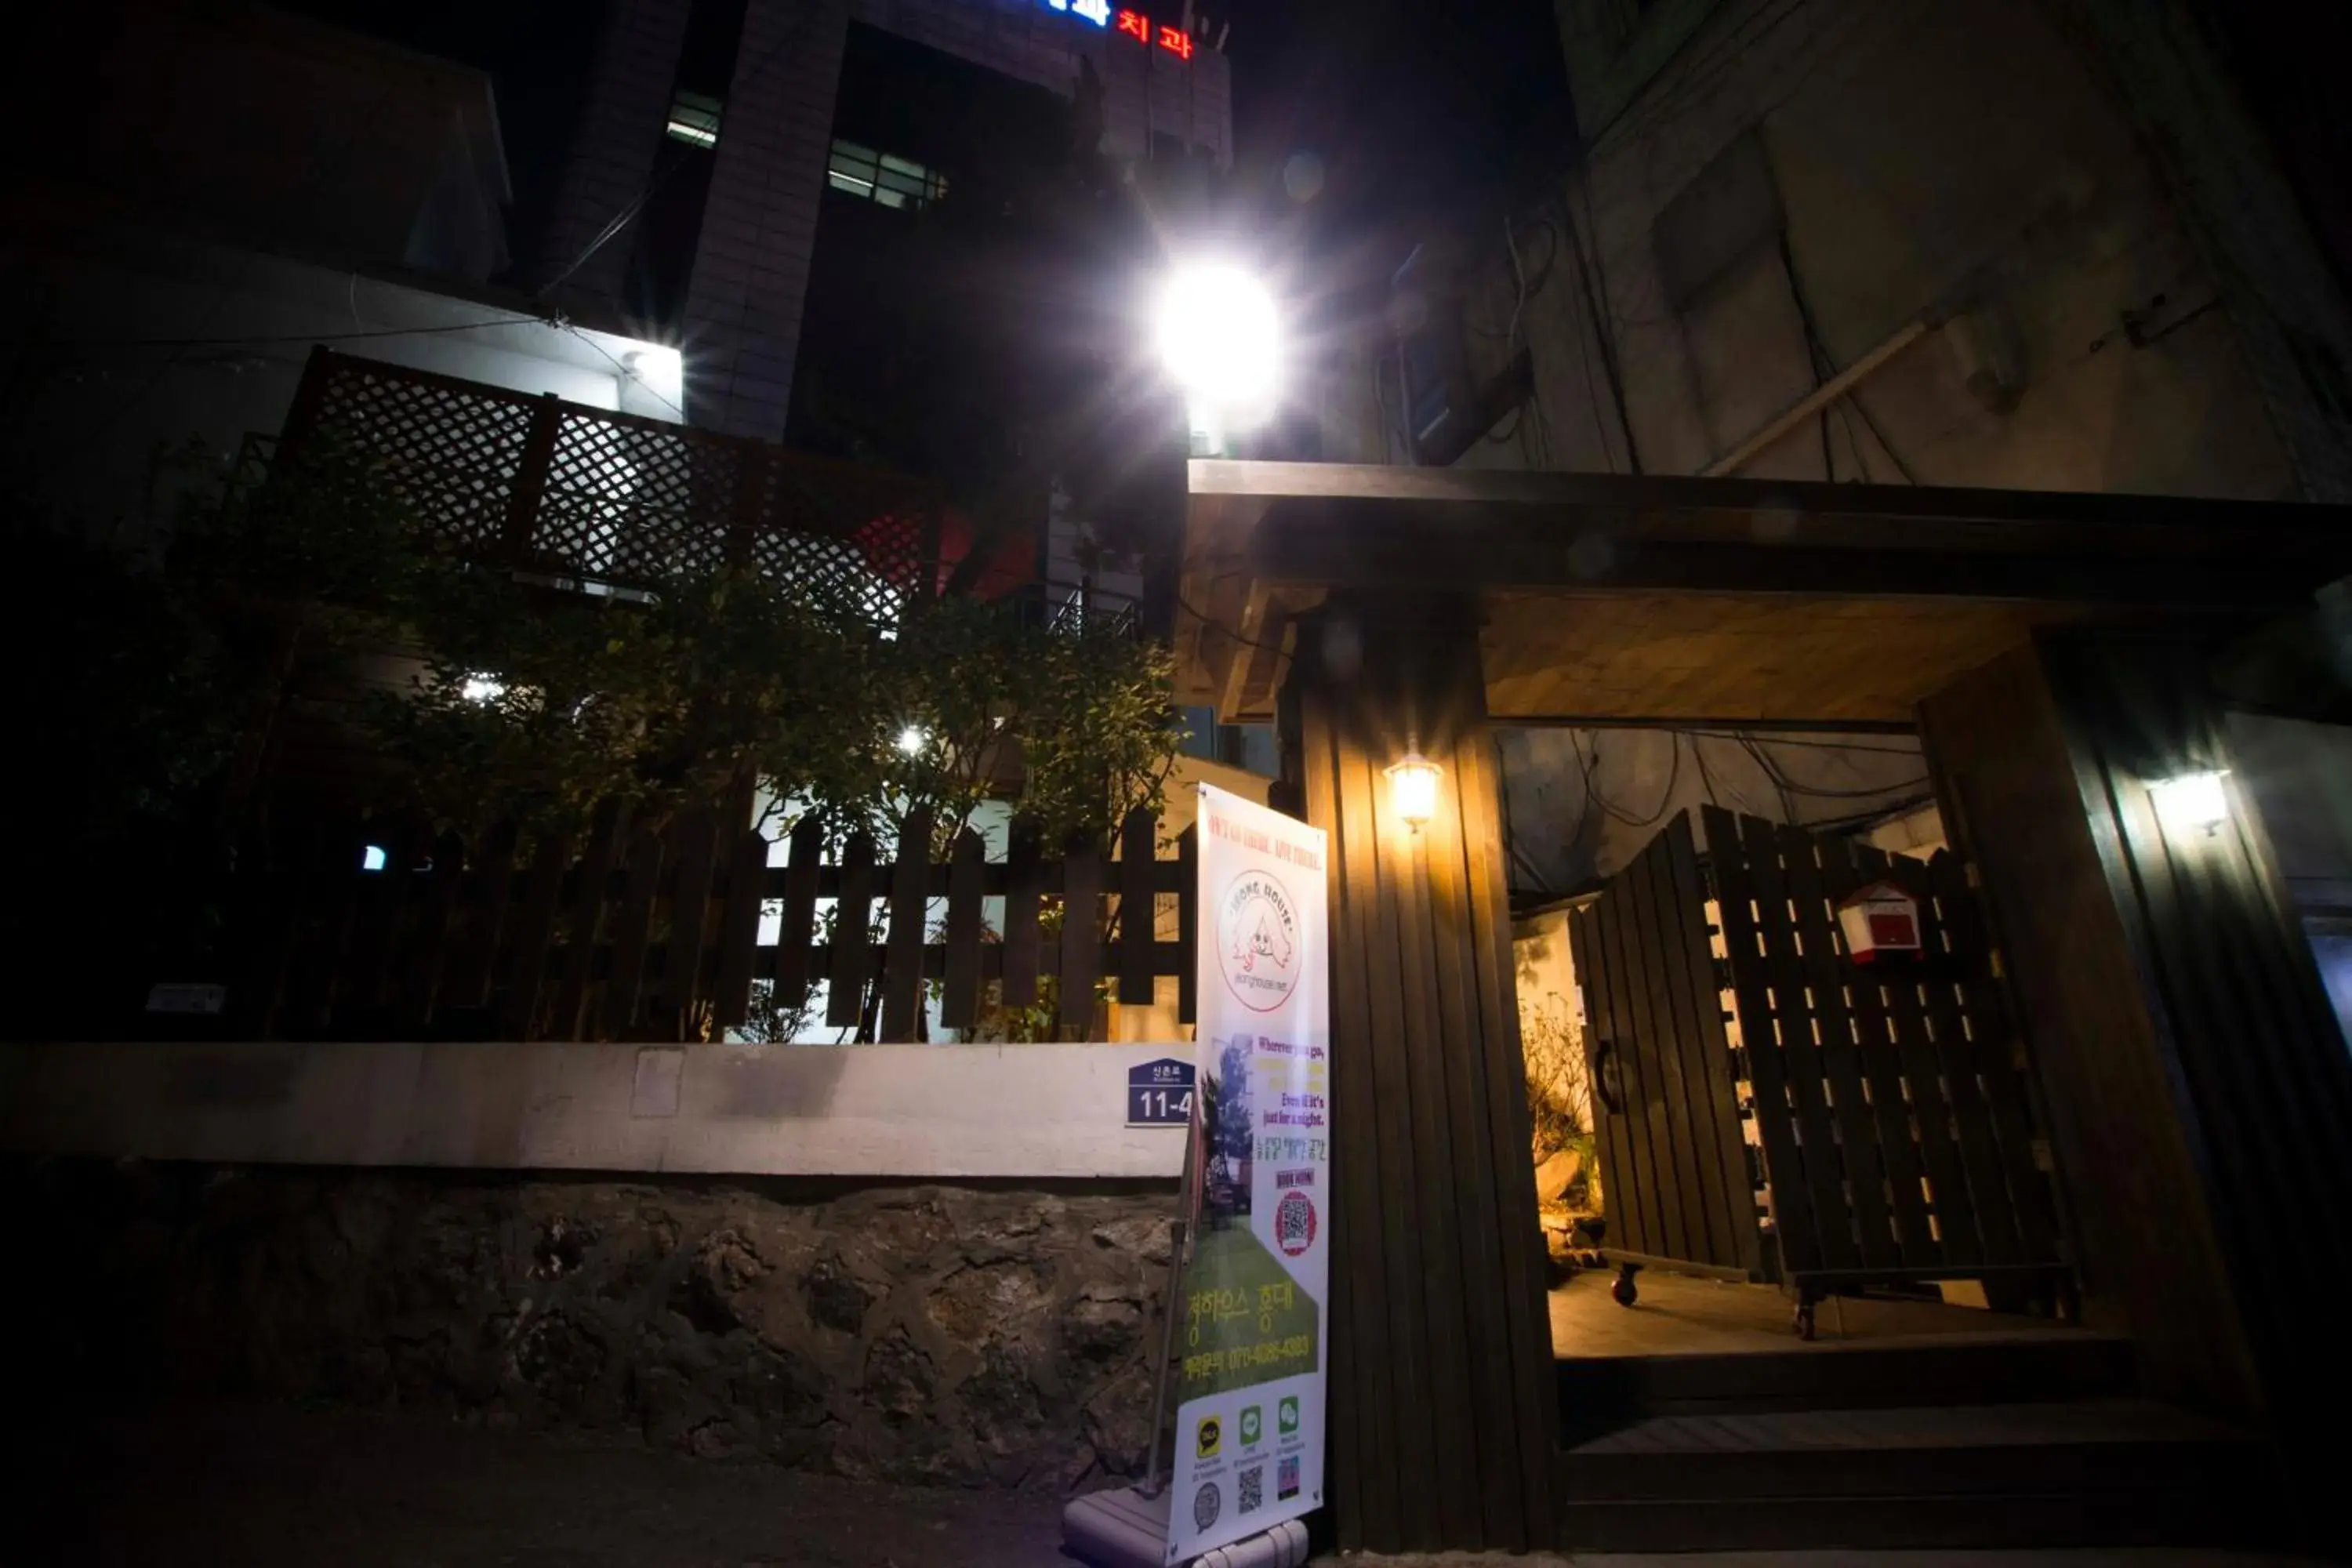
[[1699, 318, 1930, 477]]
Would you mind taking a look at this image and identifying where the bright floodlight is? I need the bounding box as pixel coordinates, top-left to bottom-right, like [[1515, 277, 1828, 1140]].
[[459, 673, 506, 706], [1156, 263, 1279, 417], [896, 724, 928, 757]]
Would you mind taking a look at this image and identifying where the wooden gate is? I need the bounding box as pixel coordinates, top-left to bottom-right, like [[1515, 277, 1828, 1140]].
[[1568, 808, 2067, 1308], [1566, 814, 1766, 1279]]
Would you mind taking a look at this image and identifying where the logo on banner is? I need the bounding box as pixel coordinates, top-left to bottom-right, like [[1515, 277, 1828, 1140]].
[[1279, 1396, 1301, 1436], [1275, 1190, 1318, 1256], [1240, 1405, 1263, 1445], [1194, 1482, 1221, 1530], [1195, 1416, 1221, 1459], [1218, 870, 1301, 1012]]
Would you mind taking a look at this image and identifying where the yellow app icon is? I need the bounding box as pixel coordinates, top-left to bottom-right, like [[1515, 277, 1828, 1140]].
[[1196, 1415, 1222, 1459]]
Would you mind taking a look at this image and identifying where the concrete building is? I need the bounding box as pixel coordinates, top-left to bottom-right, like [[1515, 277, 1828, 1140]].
[[1302, 0, 2352, 895], [537, 0, 1234, 442], [7, 0, 683, 536]]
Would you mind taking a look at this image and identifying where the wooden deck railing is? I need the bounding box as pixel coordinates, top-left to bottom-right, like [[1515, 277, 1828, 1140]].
[[227, 804, 1196, 1044]]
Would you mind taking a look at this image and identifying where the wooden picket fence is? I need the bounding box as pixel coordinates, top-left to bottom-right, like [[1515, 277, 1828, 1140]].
[[226, 804, 1196, 1043]]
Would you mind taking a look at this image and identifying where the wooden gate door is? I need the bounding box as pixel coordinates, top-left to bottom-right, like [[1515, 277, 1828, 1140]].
[[1567, 809, 2069, 1307], [1701, 805, 2067, 1308], [1566, 814, 1768, 1279]]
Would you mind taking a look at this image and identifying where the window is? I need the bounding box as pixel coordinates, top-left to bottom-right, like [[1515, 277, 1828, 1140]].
[[826, 140, 948, 211], [666, 90, 722, 149]]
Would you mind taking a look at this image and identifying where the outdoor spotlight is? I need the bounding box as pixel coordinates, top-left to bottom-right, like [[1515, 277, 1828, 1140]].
[[361, 844, 389, 873], [1156, 263, 1280, 428], [896, 724, 929, 757], [1386, 750, 1443, 832], [460, 673, 506, 706], [2150, 770, 2230, 836]]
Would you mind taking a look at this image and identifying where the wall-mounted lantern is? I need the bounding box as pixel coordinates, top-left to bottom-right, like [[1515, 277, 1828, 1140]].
[[1386, 750, 1443, 832], [2149, 770, 2230, 837]]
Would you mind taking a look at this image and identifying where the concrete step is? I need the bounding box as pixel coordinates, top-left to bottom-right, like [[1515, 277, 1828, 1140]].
[[1557, 1329, 2138, 1432], [1555, 1399, 2277, 1552]]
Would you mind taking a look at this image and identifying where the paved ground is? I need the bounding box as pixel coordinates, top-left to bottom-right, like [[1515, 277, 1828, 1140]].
[[6, 1402, 2324, 1567]]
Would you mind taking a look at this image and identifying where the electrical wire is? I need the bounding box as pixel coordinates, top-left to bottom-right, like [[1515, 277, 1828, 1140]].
[[1737, 733, 1929, 799], [63, 316, 551, 351], [1577, 729, 1683, 829]]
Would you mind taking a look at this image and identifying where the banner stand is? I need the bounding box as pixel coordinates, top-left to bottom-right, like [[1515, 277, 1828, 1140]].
[[1064, 785, 1327, 1568]]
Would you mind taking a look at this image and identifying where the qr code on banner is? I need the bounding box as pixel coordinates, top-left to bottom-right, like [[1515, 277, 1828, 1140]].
[[1277, 1454, 1301, 1501], [1237, 1464, 1264, 1516]]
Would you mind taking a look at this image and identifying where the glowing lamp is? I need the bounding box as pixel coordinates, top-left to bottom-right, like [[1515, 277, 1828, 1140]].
[[1155, 263, 1280, 426], [895, 724, 929, 757], [1386, 750, 1443, 831], [2150, 770, 2229, 836], [459, 673, 506, 706]]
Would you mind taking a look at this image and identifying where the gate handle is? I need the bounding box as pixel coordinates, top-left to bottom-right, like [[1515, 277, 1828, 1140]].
[[1592, 1040, 1627, 1116]]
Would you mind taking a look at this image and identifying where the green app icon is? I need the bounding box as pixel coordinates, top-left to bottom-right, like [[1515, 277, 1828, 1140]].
[[1240, 1405, 1262, 1445], [1278, 1396, 1301, 1436]]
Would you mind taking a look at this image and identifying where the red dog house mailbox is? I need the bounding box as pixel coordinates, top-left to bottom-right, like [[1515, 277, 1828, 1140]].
[[1837, 880, 1922, 964]]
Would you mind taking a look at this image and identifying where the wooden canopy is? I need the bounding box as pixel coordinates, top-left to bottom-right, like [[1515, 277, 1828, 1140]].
[[1177, 460, 2352, 725]]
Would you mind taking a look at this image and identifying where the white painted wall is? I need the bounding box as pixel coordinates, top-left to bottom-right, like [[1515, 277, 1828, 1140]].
[[0, 1040, 1189, 1180], [0, 1044, 1176, 1175]]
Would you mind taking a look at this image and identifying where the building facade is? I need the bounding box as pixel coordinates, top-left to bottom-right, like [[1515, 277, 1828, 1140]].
[[538, 0, 1234, 442]]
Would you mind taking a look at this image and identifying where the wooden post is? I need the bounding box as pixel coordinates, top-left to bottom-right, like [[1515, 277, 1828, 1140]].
[[501, 393, 564, 565], [1918, 630, 2352, 1534], [1280, 592, 1557, 1554]]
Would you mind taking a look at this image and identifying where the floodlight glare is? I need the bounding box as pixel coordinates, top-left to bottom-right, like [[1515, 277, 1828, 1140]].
[[1156, 263, 1279, 419]]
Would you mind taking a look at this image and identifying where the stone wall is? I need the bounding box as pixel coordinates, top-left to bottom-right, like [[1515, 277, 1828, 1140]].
[[14, 1160, 1178, 1493]]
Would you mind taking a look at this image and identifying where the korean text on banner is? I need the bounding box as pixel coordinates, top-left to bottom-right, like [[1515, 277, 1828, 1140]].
[[1169, 784, 1330, 1563]]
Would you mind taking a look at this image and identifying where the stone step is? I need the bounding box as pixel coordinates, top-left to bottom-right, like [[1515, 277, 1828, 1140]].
[[1556, 1399, 2277, 1552], [1557, 1328, 2139, 1430]]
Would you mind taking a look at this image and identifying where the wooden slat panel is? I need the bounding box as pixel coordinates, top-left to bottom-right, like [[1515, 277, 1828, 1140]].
[[1623, 826, 1704, 1264], [1871, 877, 1984, 1269], [1664, 815, 1765, 1274], [941, 828, 985, 1029], [1001, 826, 1043, 1011], [1704, 805, 1821, 1277], [395, 829, 468, 1033], [1927, 850, 2059, 1263], [1595, 859, 1672, 1259], [1566, 909, 1633, 1256], [1779, 826, 1901, 1274], [1902, 855, 2022, 1267], [1334, 697, 1437, 1547], [1058, 831, 1102, 1035], [775, 822, 822, 1014], [1739, 813, 1860, 1275], [500, 833, 569, 1040], [601, 826, 665, 1039], [441, 821, 517, 1009], [827, 832, 876, 1031], [1443, 691, 1558, 1544], [710, 829, 768, 1030], [1117, 807, 1156, 1005], [1838, 842, 1940, 1267], [1297, 668, 1384, 1552], [1177, 825, 1198, 1026], [1385, 740, 1483, 1545], [655, 809, 720, 1030], [284, 819, 369, 1033], [880, 811, 930, 1042], [550, 800, 626, 1040]]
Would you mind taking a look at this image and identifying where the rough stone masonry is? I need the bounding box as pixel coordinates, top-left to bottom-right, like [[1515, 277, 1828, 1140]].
[[13, 1160, 1179, 1493]]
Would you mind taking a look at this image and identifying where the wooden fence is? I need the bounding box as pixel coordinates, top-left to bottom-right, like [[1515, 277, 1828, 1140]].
[[227, 804, 1196, 1044], [1570, 808, 2066, 1305]]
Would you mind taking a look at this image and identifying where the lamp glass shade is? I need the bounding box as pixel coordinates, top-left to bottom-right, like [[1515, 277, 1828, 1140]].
[[1386, 751, 1443, 829], [2150, 770, 2229, 834]]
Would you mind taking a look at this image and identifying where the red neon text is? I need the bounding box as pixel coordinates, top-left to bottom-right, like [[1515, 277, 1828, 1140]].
[[1116, 9, 1149, 42], [1158, 24, 1192, 59]]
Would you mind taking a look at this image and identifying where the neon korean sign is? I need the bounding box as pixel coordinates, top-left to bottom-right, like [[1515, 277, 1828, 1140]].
[[1047, 0, 1196, 62]]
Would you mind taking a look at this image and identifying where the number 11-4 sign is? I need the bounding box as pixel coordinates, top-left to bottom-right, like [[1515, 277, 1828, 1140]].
[[1127, 1058, 1196, 1127]]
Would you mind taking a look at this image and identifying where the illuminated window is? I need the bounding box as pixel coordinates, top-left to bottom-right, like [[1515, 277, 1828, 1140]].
[[665, 89, 722, 150], [826, 140, 949, 211]]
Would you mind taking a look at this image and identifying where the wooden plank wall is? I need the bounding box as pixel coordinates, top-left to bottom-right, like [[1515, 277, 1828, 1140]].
[[1287, 593, 1555, 1554], [1566, 815, 1763, 1278], [1920, 633, 2352, 1484], [219, 806, 1194, 1043], [1702, 806, 2062, 1294]]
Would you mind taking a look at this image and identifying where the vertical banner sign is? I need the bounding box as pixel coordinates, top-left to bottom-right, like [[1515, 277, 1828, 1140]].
[[1170, 784, 1330, 1563]]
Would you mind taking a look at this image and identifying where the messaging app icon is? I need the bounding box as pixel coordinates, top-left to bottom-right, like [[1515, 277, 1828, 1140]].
[[1278, 1396, 1301, 1436], [1240, 1405, 1263, 1445]]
